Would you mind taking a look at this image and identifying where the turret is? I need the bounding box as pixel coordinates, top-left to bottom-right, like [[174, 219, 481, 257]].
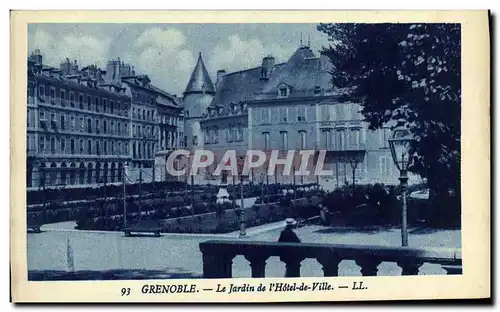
[[183, 52, 215, 150]]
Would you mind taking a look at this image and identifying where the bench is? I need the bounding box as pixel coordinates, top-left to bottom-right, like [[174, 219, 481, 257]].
[[124, 220, 162, 237], [27, 219, 43, 233]]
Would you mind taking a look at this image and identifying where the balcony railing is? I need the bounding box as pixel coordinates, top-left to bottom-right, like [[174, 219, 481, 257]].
[[321, 143, 367, 152], [199, 240, 462, 278]]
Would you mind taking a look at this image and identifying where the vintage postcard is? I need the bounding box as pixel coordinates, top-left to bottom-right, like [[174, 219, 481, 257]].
[[10, 10, 490, 302]]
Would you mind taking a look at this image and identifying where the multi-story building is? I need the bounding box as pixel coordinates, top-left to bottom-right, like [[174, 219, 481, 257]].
[[183, 43, 402, 187], [27, 50, 132, 189], [27, 52, 183, 188]]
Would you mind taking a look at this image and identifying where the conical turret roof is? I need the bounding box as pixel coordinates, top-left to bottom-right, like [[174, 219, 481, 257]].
[[184, 52, 215, 95]]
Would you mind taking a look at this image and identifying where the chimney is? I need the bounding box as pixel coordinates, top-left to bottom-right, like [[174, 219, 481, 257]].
[[60, 58, 71, 75], [216, 69, 226, 85], [260, 55, 275, 81], [30, 49, 43, 64]]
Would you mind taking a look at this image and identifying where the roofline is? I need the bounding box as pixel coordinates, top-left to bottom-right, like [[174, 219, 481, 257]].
[[222, 62, 287, 78], [246, 94, 340, 105]]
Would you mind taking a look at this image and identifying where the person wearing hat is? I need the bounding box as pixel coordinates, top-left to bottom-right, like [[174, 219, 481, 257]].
[[278, 218, 301, 243]]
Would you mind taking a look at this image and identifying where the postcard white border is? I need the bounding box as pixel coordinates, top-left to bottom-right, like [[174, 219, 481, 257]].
[[10, 10, 490, 302]]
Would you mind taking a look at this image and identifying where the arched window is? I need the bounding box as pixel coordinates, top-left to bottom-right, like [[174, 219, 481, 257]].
[[87, 163, 93, 184], [110, 163, 116, 183], [60, 163, 67, 185], [79, 163, 85, 184], [95, 163, 101, 183], [50, 162, 57, 185], [103, 163, 108, 183], [39, 163, 46, 187]]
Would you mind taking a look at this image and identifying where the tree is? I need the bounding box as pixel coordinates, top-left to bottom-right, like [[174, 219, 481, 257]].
[[317, 23, 461, 206]]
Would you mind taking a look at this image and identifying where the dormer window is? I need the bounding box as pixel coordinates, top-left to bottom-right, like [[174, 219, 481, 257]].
[[279, 87, 289, 97], [314, 86, 322, 94]]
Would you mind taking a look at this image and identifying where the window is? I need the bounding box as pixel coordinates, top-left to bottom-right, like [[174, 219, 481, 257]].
[[70, 139, 75, 154], [95, 97, 100, 113], [50, 137, 55, 154], [236, 125, 243, 141], [60, 138, 66, 153], [350, 129, 360, 148], [261, 108, 270, 124], [226, 128, 233, 142], [104, 141, 108, 155], [132, 125, 136, 137], [60, 90, 66, 106], [96, 141, 100, 155], [87, 140, 92, 155], [79, 117, 84, 132], [79, 139, 84, 154], [87, 118, 92, 133], [279, 108, 288, 123], [336, 129, 345, 150], [321, 105, 331, 121], [279, 87, 288, 97], [117, 123, 121, 135], [111, 121, 115, 134], [39, 85, 45, 98], [280, 131, 288, 150], [380, 156, 391, 177], [110, 100, 114, 114], [79, 94, 84, 109], [51, 112, 56, 123], [50, 88, 56, 104], [70, 115, 75, 129], [297, 106, 306, 122], [336, 104, 344, 120], [60, 114, 66, 130], [87, 96, 92, 110], [124, 143, 129, 155], [262, 132, 270, 150], [380, 127, 390, 148], [111, 141, 115, 154], [95, 120, 100, 133], [299, 130, 306, 149], [69, 92, 75, 107], [39, 135, 45, 152], [103, 120, 107, 133], [118, 142, 122, 155], [39, 111, 46, 126], [321, 130, 331, 149], [103, 99, 107, 113]]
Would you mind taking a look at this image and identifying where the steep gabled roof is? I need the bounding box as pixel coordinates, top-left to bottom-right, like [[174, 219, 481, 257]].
[[184, 52, 215, 95]]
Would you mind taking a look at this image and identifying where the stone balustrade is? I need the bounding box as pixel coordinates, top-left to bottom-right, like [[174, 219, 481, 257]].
[[199, 240, 462, 278]]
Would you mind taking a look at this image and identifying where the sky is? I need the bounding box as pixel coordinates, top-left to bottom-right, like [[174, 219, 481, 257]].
[[28, 23, 330, 96]]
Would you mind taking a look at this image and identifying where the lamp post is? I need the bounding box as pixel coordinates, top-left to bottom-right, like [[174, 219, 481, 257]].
[[239, 174, 246, 237], [349, 156, 359, 195], [237, 156, 246, 237], [388, 121, 415, 247]]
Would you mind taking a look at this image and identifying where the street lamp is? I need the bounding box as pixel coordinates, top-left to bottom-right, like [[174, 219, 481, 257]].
[[349, 156, 359, 195], [388, 121, 415, 247], [238, 156, 246, 237]]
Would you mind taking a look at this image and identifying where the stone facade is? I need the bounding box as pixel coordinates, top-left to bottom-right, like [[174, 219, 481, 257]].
[[26, 51, 182, 189], [182, 44, 406, 186]]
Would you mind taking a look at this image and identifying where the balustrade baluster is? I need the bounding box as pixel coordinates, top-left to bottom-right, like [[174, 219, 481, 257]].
[[202, 252, 234, 278], [244, 254, 269, 278], [281, 255, 305, 278], [317, 256, 341, 277], [397, 260, 423, 275], [355, 258, 382, 276]]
